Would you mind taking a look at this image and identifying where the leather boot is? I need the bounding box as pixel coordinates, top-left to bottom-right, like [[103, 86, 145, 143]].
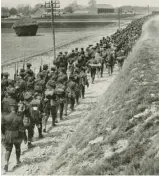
[[38, 128, 43, 139], [16, 150, 21, 165], [4, 150, 11, 172], [28, 142, 35, 149]]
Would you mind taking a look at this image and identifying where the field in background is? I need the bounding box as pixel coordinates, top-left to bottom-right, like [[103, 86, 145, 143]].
[[1, 13, 139, 28]]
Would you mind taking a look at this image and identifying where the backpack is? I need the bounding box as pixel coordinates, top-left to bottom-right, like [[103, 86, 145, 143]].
[[45, 89, 54, 99], [23, 91, 33, 100], [23, 116, 31, 128], [55, 84, 65, 95], [34, 85, 43, 93], [30, 99, 41, 123]]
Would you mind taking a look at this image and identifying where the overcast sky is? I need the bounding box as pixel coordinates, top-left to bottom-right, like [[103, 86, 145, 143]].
[[1, 0, 159, 8]]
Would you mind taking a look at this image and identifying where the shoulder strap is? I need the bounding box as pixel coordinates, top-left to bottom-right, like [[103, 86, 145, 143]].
[[8, 114, 18, 131]]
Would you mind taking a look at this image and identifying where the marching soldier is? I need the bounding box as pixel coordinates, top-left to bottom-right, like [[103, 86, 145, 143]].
[[67, 75, 76, 111], [25, 63, 35, 81], [73, 68, 81, 105], [107, 51, 115, 76], [30, 93, 43, 139], [55, 76, 67, 120], [34, 72, 45, 96], [43, 80, 57, 132], [80, 67, 89, 99], [49, 66, 58, 81], [2, 96, 26, 172], [23, 87, 35, 149], [41, 64, 49, 84], [2, 72, 9, 90], [87, 56, 97, 84]]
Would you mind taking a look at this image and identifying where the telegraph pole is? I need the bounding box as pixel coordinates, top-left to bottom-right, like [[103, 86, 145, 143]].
[[148, 5, 150, 15], [118, 8, 122, 29], [45, 1, 60, 61]]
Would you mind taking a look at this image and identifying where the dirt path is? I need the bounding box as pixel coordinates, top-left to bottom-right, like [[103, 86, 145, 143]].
[[1, 67, 118, 175]]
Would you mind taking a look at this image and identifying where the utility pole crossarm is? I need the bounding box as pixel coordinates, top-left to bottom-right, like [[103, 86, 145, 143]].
[[45, 0, 60, 61]]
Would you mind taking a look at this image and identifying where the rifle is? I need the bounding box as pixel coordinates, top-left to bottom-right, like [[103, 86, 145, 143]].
[[17, 62, 19, 76], [23, 58, 25, 70], [39, 57, 43, 72], [14, 63, 17, 80]]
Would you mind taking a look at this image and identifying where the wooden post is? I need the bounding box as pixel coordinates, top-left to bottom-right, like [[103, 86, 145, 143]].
[[17, 62, 19, 75], [51, 0, 56, 60], [23, 58, 25, 69], [14, 63, 17, 80], [118, 8, 121, 29]]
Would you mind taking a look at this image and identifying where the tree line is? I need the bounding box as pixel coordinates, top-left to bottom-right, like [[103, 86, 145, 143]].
[[1, 4, 43, 16], [63, 0, 97, 13], [1, 0, 97, 16]]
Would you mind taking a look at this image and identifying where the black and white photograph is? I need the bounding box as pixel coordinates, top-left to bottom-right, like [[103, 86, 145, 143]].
[[1, 0, 159, 175]]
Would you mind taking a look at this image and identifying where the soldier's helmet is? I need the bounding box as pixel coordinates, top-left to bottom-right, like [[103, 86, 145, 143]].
[[8, 79, 15, 86], [57, 75, 67, 83], [69, 74, 74, 80], [47, 80, 56, 89], [27, 63, 32, 67], [20, 68, 25, 72], [43, 64, 48, 70], [3, 72, 9, 77], [51, 65, 57, 71], [39, 72, 45, 78], [26, 69, 33, 75], [7, 87, 16, 96], [60, 67, 66, 73], [19, 71, 26, 77]]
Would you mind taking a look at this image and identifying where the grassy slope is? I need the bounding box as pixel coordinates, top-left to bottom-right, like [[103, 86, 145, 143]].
[[50, 16, 159, 175]]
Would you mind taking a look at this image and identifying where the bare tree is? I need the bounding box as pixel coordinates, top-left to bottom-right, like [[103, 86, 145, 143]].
[[17, 4, 32, 16], [9, 7, 18, 16], [88, 0, 96, 8], [1, 7, 9, 15]]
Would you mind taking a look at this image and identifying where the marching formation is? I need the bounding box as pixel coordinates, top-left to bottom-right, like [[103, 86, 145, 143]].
[[1, 15, 150, 172]]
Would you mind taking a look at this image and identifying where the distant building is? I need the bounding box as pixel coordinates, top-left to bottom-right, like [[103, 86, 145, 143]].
[[89, 4, 115, 14], [73, 10, 89, 14], [1, 12, 10, 18], [31, 5, 62, 18], [152, 11, 159, 15]]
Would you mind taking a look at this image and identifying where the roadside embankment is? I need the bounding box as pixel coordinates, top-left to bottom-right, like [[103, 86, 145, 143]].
[[46, 15, 159, 175]]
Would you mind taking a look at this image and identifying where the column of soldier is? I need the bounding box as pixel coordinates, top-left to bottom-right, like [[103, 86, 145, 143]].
[[1, 15, 150, 172]]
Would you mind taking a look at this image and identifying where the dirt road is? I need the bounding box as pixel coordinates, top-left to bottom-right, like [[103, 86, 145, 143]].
[[1, 68, 118, 175]]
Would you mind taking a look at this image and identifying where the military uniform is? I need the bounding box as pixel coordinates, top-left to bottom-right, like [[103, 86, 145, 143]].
[[87, 58, 97, 84], [25, 63, 35, 81], [55, 74, 67, 120], [1, 89, 26, 172], [41, 64, 49, 84], [80, 68, 89, 99], [23, 91, 35, 148], [2, 88, 17, 115], [107, 52, 114, 76], [67, 75, 76, 111], [43, 80, 57, 132], [1, 72, 10, 101], [30, 94, 43, 138], [34, 72, 45, 95], [73, 69, 81, 105]]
